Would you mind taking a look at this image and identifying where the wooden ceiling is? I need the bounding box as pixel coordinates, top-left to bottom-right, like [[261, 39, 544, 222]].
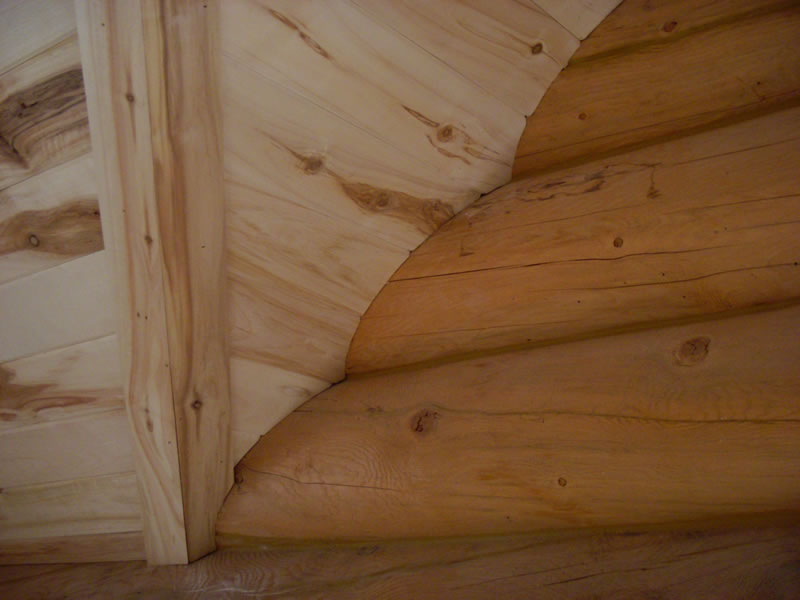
[[1, 2, 799, 596]]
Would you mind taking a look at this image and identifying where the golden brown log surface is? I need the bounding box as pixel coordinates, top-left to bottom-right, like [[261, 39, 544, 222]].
[[350, 107, 800, 372], [219, 306, 800, 541], [513, 0, 800, 178], [2, 516, 799, 599]]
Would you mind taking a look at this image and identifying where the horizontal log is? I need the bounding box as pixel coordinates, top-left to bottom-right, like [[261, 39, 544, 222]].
[[2, 515, 799, 598], [350, 107, 800, 372], [219, 306, 800, 541], [513, 0, 800, 177]]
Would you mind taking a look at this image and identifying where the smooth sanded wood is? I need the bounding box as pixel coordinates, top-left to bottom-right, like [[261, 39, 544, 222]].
[[349, 108, 800, 372], [0, 409, 133, 489], [0, 471, 141, 541], [0, 154, 101, 284], [2, 515, 798, 598], [0, 531, 144, 565], [0, 334, 123, 430], [0, 250, 115, 364], [77, 0, 231, 564], [0, 0, 77, 77], [514, 0, 800, 178], [219, 306, 800, 541]]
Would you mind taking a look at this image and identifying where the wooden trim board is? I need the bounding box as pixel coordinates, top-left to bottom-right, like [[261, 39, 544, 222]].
[[77, 0, 230, 564]]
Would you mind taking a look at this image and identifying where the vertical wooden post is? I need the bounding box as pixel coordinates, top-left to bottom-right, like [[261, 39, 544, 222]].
[[76, 0, 230, 564]]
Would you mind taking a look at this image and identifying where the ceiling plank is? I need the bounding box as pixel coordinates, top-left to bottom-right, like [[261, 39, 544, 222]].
[[76, 0, 231, 564]]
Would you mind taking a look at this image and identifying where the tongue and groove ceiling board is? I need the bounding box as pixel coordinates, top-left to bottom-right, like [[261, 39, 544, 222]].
[[220, 0, 620, 460]]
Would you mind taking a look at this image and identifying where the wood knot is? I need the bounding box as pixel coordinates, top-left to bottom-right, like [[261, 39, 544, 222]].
[[302, 155, 324, 174], [28, 234, 40, 247], [675, 336, 710, 366], [125, 92, 135, 103], [530, 42, 543, 55], [437, 125, 454, 142], [578, 112, 588, 121], [558, 477, 567, 487], [144, 234, 153, 245], [411, 409, 439, 435], [191, 398, 203, 410], [663, 20, 678, 33], [613, 237, 624, 248]]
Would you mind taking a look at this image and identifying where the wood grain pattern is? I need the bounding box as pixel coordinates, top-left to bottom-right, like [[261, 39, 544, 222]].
[[0, 335, 122, 430], [349, 0, 579, 116], [0, 250, 116, 364], [2, 515, 798, 598], [0, 409, 133, 489], [350, 108, 800, 372], [77, 0, 231, 564], [219, 0, 602, 450], [0, 471, 141, 541], [219, 306, 800, 541], [514, 0, 800, 178], [0, 531, 144, 565], [534, 0, 621, 39], [0, 154, 100, 283]]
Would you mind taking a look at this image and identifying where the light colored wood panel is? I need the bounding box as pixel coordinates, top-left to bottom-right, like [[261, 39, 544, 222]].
[[533, 0, 621, 39], [0, 335, 122, 430], [0, 250, 115, 364], [0, 472, 141, 541], [220, 0, 521, 194], [0, 154, 100, 284], [350, 0, 578, 116], [230, 356, 329, 439], [350, 109, 800, 372], [220, 306, 800, 541], [0, 0, 77, 76], [78, 0, 231, 564], [0, 409, 132, 488], [222, 58, 473, 248], [231, 430, 260, 466], [229, 273, 360, 383], [2, 516, 800, 598], [0, 34, 89, 191], [0, 531, 144, 565], [226, 174, 409, 317], [0, 33, 82, 99], [514, 1, 800, 177]]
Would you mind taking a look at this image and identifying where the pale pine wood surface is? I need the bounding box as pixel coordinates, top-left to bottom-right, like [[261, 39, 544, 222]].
[[219, 306, 800, 542], [0, 155, 101, 284], [0, 250, 116, 364], [0, 409, 133, 489], [0, 334, 123, 430], [0, 27, 89, 191], [77, 0, 231, 564], [0, 471, 141, 541]]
